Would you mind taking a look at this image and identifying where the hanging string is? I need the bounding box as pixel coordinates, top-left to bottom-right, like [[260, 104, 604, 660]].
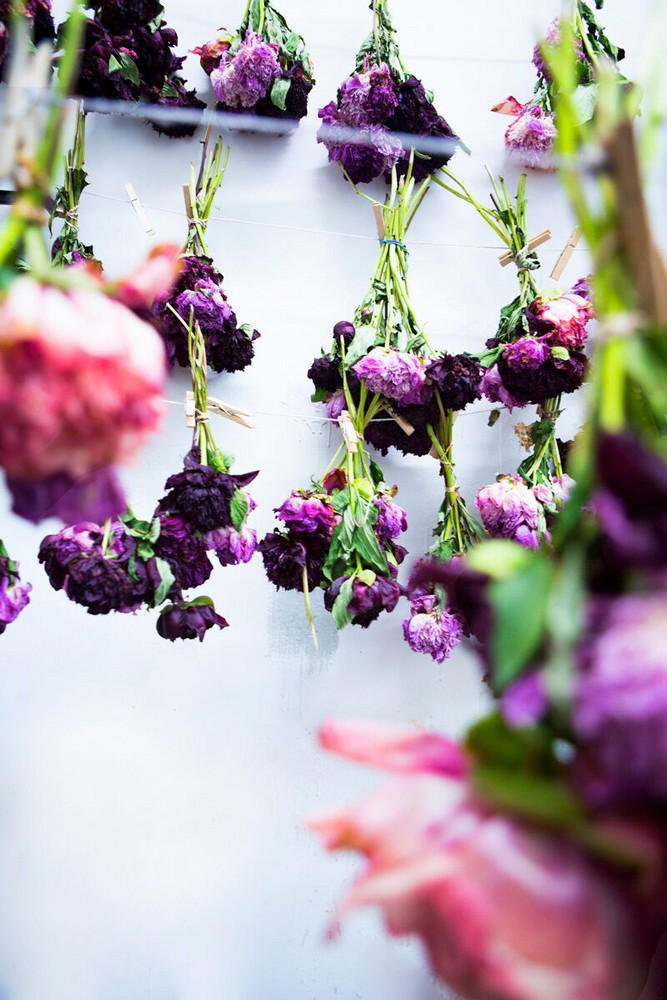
[[164, 400, 507, 423]]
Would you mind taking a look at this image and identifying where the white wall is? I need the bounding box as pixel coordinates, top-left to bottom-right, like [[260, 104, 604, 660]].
[[0, 2, 662, 998]]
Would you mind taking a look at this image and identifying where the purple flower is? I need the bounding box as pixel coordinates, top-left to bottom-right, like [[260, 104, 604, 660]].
[[157, 464, 238, 535], [308, 356, 342, 393], [338, 60, 398, 127], [324, 574, 401, 628], [364, 398, 439, 457], [385, 75, 460, 180], [402, 596, 463, 663], [573, 594, 667, 806], [503, 337, 551, 371], [325, 390, 346, 422], [502, 672, 549, 728], [210, 30, 280, 109], [157, 599, 228, 642], [533, 19, 585, 80], [209, 525, 258, 567], [7, 467, 126, 525], [0, 550, 31, 634], [259, 530, 326, 592], [1, 0, 54, 75], [505, 104, 557, 171], [152, 255, 259, 374], [154, 514, 212, 591], [374, 495, 408, 541], [39, 521, 151, 615], [277, 493, 339, 536], [426, 353, 482, 412], [479, 364, 523, 412], [317, 102, 402, 185], [354, 348, 429, 406], [497, 350, 587, 406], [475, 476, 545, 550]]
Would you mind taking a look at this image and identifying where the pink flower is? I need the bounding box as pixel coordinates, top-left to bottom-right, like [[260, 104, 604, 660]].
[[318, 719, 467, 776], [353, 347, 429, 405], [112, 243, 181, 311], [494, 99, 557, 171], [0, 277, 166, 480], [529, 291, 595, 351], [310, 720, 660, 1000]]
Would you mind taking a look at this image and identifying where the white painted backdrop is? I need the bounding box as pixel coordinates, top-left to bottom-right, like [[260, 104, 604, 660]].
[[0, 2, 662, 998]]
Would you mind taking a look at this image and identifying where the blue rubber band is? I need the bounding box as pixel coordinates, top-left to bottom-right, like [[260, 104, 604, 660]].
[[380, 238, 409, 253]]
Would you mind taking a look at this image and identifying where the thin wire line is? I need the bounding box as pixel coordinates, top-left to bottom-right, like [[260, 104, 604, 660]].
[[164, 400, 506, 422]]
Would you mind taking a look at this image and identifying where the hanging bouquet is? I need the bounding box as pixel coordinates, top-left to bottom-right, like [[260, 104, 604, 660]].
[[306, 165, 484, 655], [40, 317, 258, 641], [310, 47, 667, 1000], [49, 105, 101, 269], [317, 0, 461, 184], [492, 0, 626, 170], [195, 0, 314, 124], [60, 0, 204, 137], [259, 421, 406, 634], [0, 9, 179, 523], [435, 169, 594, 549], [0, 0, 55, 77], [0, 538, 31, 634], [152, 133, 260, 374]]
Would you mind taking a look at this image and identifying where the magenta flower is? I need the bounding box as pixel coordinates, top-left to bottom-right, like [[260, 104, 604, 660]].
[[529, 291, 595, 351], [502, 671, 549, 728], [277, 492, 338, 536], [210, 30, 281, 108], [338, 59, 398, 127], [353, 347, 429, 405], [503, 336, 551, 371], [374, 495, 408, 541], [209, 525, 258, 567], [479, 363, 523, 412], [0, 550, 31, 635]]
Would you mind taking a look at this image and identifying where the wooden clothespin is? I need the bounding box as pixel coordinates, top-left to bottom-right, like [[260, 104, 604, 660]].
[[373, 202, 386, 240], [550, 226, 582, 281], [183, 184, 195, 224], [207, 396, 254, 430], [338, 409, 359, 453], [125, 182, 155, 236], [184, 390, 196, 429], [499, 229, 551, 267], [384, 403, 414, 436], [604, 118, 667, 326]]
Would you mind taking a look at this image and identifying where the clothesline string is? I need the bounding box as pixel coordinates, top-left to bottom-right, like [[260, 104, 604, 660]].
[[163, 400, 506, 422]]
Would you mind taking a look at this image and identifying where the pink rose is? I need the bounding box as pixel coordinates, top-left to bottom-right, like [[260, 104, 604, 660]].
[[0, 276, 166, 480], [532, 292, 595, 351], [310, 720, 661, 1000]]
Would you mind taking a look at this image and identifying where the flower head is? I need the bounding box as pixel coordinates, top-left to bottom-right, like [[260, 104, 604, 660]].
[[209, 524, 257, 567], [528, 290, 594, 351], [479, 363, 523, 412], [210, 30, 280, 109], [317, 102, 402, 185], [338, 60, 398, 127], [353, 347, 429, 406], [0, 277, 166, 482], [475, 475, 547, 549], [402, 596, 463, 663], [156, 598, 228, 642], [504, 103, 557, 171], [0, 550, 31, 633], [259, 530, 326, 592], [503, 336, 551, 371], [324, 574, 401, 628], [7, 467, 125, 525], [426, 353, 482, 411], [374, 495, 407, 541], [153, 513, 213, 591], [157, 463, 237, 535], [277, 492, 339, 536]]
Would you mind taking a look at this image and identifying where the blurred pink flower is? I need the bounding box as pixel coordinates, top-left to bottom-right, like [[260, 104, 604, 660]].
[[0, 276, 167, 480], [112, 243, 181, 311], [310, 719, 656, 1000]]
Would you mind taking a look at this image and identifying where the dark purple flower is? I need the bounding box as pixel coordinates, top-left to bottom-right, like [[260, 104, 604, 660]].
[[0, 549, 31, 634], [333, 320, 356, 347], [308, 356, 342, 393], [39, 521, 151, 615], [157, 464, 238, 535], [95, 0, 162, 31], [253, 71, 313, 121], [426, 353, 482, 412], [154, 514, 213, 591], [364, 399, 438, 457], [259, 530, 326, 592], [152, 254, 259, 373], [385, 75, 460, 180], [497, 349, 586, 405], [7, 467, 125, 525], [324, 574, 401, 628], [157, 599, 228, 642], [151, 80, 205, 138], [0, 0, 55, 75]]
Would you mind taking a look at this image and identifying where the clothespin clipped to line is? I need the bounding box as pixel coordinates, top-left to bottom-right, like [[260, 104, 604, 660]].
[[499, 230, 551, 267], [384, 403, 414, 437], [373, 202, 385, 241], [550, 226, 582, 281], [338, 409, 359, 453], [124, 182, 155, 236], [184, 390, 254, 430], [183, 184, 195, 224]]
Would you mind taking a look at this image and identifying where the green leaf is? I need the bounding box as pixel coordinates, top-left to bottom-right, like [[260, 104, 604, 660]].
[[550, 345, 570, 360], [331, 576, 355, 630], [109, 51, 140, 86], [329, 487, 351, 514], [570, 83, 598, 124], [344, 324, 378, 367], [465, 712, 553, 770], [270, 76, 291, 112], [153, 557, 176, 607], [473, 765, 586, 830], [352, 522, 388, 575], [488, 552, 555, 691], [230, 489, 249, 530], [369, 461, 386, 489]]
